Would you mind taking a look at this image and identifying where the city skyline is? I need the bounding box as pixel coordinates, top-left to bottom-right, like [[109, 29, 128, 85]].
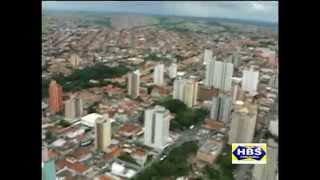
[[43, 1, 278, 23]]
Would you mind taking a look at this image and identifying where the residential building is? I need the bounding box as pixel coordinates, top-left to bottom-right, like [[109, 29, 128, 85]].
[[65, 94, 83, 121], [203, 49, 213, 65], [228, 101, 258, 144], [95, 115, 112, 152], [128, 70, 140, 98], [144, 106, 170, 149], [196, 140, 223, 166], [183, 79, 198, 108], [252, 139, 278, 180], [205, 58, 234, 91], [48, 80, 63, 113], [153, 64, 164, 86], [242, 66, 259, 96], [173, 77, 185, 101], [42, 159, 56, 180], [69, 54, 82, 67], [210, 95, 232, 123], [231, 77, 245, 103], [168, 63, 177, 79]]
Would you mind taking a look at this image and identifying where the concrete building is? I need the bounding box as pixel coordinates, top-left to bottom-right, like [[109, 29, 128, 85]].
[[242, 67, 259, 96], [168, 63, 177, 79], [144, 106, 170, 149], [65, 94, 83, 121], [205, 58, 234, 91], [69, 54, 82, 67], [203, 49, 213, 65], [228, 101, 258, 144], [128, 70, 140, 98], [196, 140, 223, 166], [95, 115, 111, 152], [48, 80, 63, 113], [173, 77, 185, 101], [210, 95, 232, 123], [183, 79, 198, 108], [153, 64, 164, 86], [42, 158, 56, 180], [231, 77, 245, 103], [252, 139, 278, 180]]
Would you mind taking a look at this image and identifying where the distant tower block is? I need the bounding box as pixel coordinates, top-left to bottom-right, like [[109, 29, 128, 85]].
[[64, 94, 83, 121], [228, 101, 258, 144], [48, 80, 63, 113], [153, 64, 165, 86], [95, 115, 112, 152], [242, 66, 259, 96], [168, 63, 177, 79], [128, 70, 140, 98], [144, 106, 170, 149]]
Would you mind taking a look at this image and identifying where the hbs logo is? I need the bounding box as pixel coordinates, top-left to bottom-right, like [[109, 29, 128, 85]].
[[232, 143, 267, 164]]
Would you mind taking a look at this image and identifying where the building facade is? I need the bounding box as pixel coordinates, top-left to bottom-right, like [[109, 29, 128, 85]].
[[173, 77, 185, 101], [203, 49, 213, 65], [128, 70, 140, 98], [48, 80, 63, 113], [144, 106, 170, 149], [65, 94, 83, 121], [95, 115, 111, 152], [183, 79, 199, 108], [210, 95, 232, 123], [153, 64, 165, 86], [228, 101, 258, 144], [252, 139, 279, 180], [42, 159, 56, 180], [242, 67, 259, 96], [205, 58, 234, 91], [168, 63, 177, 79]]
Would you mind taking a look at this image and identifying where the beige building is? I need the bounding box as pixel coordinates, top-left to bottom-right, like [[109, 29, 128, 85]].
[[69, 54, 82, 67], [228, 101, 258, 144], [95, 115, 111, 152], [183, 79, 198, 108], [196, 140, 223, 167], [64, 94, 83, 121], [252, 139, 278, 180]]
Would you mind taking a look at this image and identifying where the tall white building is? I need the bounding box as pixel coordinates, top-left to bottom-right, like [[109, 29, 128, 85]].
[[242, 67, 259, 96], [205, 58, 234, 91], [144, 106, 170, 149], [203, 49, 213, 65], [210, 95, 232, 123], [173, 77, 185, 101], [168, 63, 177, 79], [252, 139, 279, 180], [128, 70, 140, 98], [153, 64, 165, 86], [65, 94, 83, 121], [183, 79, 198, 108], [228, 101, 258, 144], [95, 115, 111, 152]]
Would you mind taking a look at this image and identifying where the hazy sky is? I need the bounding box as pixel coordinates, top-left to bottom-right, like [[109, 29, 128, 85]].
[[43, 1, 278, 23]]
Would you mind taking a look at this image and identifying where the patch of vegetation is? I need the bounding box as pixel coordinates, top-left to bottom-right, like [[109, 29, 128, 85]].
[[56, 120, 71, 128], [133, 141, 199, 180], [155, 97, 209, 130], [118, 153, 139, 166], [202, 146, 236, 180], [42, 63, 129, 98], [145, 53, 172, 63]]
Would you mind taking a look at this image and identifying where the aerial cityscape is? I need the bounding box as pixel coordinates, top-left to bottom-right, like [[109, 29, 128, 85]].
[[42, 1, 278, 180]]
